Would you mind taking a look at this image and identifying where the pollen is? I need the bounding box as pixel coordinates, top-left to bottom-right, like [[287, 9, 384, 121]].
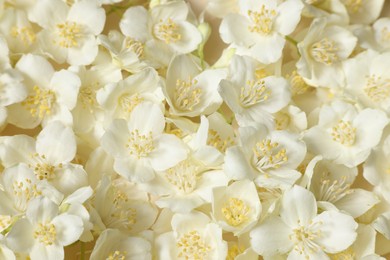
[[247, 5, 277, 35], [240, 79, 271, 107], [55, 21, 82, 48], [118, 93, 144, 113], [174, 77, 202, 112], [10, 26, 36, 45], [126, 130, 154, 158], [318, 175, 353, 203], [331, 120, 356, 146], [22, 86, 55, 118], [310, 38, 340, 65], [165, 159, 201, 193], [125, 37, 144, 58], [288, 70, 310, 95], [79, 84, 98, 112], [34, 222, 57, 246], [364, 75, 390, 103], [252, 139, 288, 171], [177, 230, 211, 260], [154, 18, 181, 44], [12, 178, 42, 211], [107, 251, 127, 260], [207, 129, 233, 153], [221, 197, 251, 226], [227, 244, 245, 260]]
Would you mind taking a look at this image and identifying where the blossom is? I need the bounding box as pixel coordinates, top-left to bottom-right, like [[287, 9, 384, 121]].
[[7, 54, 80, 129], [155, 211, 228, 259], [304, 100, 388, 167], [28, 0, 105, 65], [119, 1, 202, 67], [220, 0, 304, 64], [296, 18, 357, 88], [101, 102, 188, 182], [6, 196, 83, 259], [250, 185, 358, 259]]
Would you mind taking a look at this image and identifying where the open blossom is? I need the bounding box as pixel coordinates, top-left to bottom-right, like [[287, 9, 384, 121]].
[[304, 100, 388, 167], [297, 18, 357, 88], [164, 54, 226, 117], [6, 196, 83, 260], [340, 0, 384, 25], [119, 1, 202, 67], [218, 55, 291, 127], [250, 185, 358, 259], [212, 180, 261, 236], [29, 0, 105, 65], [220, 0, 304, 64], [101, 102, 187, 183], [155, 211, 228, 259], [7, 54, 80, 129]]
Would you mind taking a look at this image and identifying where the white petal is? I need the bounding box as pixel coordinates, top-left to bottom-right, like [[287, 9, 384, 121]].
[[249, 33, 285, 64], [30, 242, 64, 260], [250, 217, 293, 256], [26, 197, 59, 224], [313, 210, 357, 253], [120, 6, 150, 42], [335, 189, 379, 218], [114, 157, 155, 183], [224, 146, 256, 180], [67, 35, 99, 66], [101, 119, 129, 158], [67, 0, 105, 35], [0, 135, 36, 167], [52, 214, 83, 246], [36, 121, 76, 164], [28, 0, 68, 28], [149, 134, 187, 171], [128, 102, 165, 135], [220, 14, 256, 47], [15, 54, 54, 87], [6, 219, 34, 253], [274, 0, 303, 35], [281, 185, 317, 227]]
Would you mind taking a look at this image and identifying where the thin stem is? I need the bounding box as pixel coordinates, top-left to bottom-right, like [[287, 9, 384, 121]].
[[286, 36, 298, 46]]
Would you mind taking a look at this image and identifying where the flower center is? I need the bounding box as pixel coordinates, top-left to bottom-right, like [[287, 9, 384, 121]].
[[106, 188, 137, 231], [125, 37, 144, 58], [55, 21, 82, 48], [341, 0, 363, 13], [79, 84, 98, 112], [247, 6, 277, 35], [12, 177, 42, 211], [174, 77, 202, 112], [275, 112, 290, 130], [240, 79, 271, 108], [177, 230, 211, 259], [22, 86, 55, 118], [289, 70, 310, 95], [331, 120, 356, 146], [329, 247, 356, 260], [10, 26, 36, 45], [221, 197, 251, 226], [207, 129, 233, 153], [34, 222, 56, 246], [227, 244, 245, 260], [165, 159, 202, 194], [126, 130, 154, 158], [154, 18, 181, 44], [379, 27, 390, 44], [252, 139, 288, 172], [118, 93, 144, 113], [29, 154, 62, 181], [0, 215, 12, 233], [289, 222, 323, 257], [310, 38, 339, 65], [107, 251, 127, 260], [364, 75, 390, 103], [318, 175, 353, 203]]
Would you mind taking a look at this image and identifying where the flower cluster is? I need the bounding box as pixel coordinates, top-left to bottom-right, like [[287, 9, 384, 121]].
[[0, 0, 389, 259]]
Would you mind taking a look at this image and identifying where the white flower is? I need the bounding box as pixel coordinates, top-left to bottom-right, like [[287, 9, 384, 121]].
[[304, 100, 388, 167], [101, 102, 188, 182], [220, 0, 304, 64], [91, 177, 158, 235], [97, 68, 162, 122], [274, 105, 308, 133], [119, 1, 202, 67], [90, 228, 152, 260], [304, 156, 379, 218], [29, 0, 105, 65], [164, 54, 226, 117], [340, 0, 384, 25], [219, 55, 291, 127], [225, 125, 306, 188], [250, 185, 358, 259], [212, 180, 261, 236], [155, 211, 228, 260], [343, 50, 390, 114], [296, 18, 357, 88], [7, 54, 80, 129], [6, 196, 83, 260], [0, 121, 88, 195]]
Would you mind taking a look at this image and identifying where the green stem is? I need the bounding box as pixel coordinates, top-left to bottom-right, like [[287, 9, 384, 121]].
[[286, 36, 298, 46], [80, 242, 85, 260]]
